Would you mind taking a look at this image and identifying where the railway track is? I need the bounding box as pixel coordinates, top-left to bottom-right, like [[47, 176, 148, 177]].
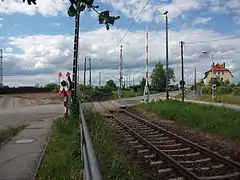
[[107, 108, 240, 180]]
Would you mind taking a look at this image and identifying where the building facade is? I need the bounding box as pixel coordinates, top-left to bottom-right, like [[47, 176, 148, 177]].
[[203, 62, 233, 85]]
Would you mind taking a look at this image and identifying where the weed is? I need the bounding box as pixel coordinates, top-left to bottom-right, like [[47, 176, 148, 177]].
[[138, 100, 240, 140]]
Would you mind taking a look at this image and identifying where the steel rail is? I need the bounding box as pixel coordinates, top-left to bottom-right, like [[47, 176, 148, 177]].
[[110, 112, 200, 180], [122, 109, 240, 170]]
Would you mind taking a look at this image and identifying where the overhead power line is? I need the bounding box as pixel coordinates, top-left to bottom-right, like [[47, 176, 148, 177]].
[[118, 0, 151, 45], [186, 35, 240, 44]]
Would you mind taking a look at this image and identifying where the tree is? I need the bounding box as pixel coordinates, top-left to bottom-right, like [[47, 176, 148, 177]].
[[237, 81, 240, 87], [208, 75, 224, 87], [105, 79, 117, 90], [44, 83, 59, 89], [12, 0, 120, 30], [150, 63, 175, 92], [139, 77, 146, 89]]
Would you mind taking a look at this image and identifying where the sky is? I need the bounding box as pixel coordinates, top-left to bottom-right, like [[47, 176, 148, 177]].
[[0, 0, 240, 87]]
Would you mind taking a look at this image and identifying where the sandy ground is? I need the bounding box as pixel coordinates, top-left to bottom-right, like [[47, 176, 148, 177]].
[[0, 93, 64, 110]]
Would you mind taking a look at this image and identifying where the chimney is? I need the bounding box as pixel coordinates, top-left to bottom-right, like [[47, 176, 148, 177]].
[[223, 62, 225, 67]]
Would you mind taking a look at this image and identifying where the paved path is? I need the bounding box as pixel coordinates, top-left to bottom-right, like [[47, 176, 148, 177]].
[[0, 104, 64, 179], [84, 91, 180, 112], [0, 96, 33, 110]]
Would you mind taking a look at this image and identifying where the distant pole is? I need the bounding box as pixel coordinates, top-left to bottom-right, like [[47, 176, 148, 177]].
[[84, 57, 87, 88], [133, 76, 135, 85], [0, 49, 3, 88], [89, 58, 92, 87], [99, 71, 101, 87], [194, 67, 197, 95], [180, 41, 184, 102], [164, 11, 169, 100], [118, 45, 123, 97]]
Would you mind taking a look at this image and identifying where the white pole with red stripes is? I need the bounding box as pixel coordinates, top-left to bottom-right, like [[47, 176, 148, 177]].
[[143, 26, 150, 102]]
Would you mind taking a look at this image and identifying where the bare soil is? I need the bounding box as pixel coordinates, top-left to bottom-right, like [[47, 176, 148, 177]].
[[127, 107, 240, 163], [4, 93, 64, 105]]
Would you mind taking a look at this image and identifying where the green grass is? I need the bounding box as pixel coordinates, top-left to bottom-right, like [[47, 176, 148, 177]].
[[197, 94, 240, 105], [0, 125, 26, 144], [138, 100, 240, 140], [37, 108, 140, 180], [84, 109, 141, 180], [36, 117, 81, 180]]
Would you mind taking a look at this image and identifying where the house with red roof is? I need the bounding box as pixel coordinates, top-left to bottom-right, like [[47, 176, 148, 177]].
[[203, 62, 233, 85]]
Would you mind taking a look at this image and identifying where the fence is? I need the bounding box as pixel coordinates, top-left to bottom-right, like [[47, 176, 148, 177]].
[[79, 99, 102, 180]]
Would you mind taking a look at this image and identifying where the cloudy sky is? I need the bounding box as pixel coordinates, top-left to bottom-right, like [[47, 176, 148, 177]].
[[0, 0, 239, 87]]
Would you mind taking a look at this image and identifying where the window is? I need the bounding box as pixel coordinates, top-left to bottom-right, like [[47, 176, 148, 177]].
[[218, 72, 220, 75], [222, 71, 224, 75]]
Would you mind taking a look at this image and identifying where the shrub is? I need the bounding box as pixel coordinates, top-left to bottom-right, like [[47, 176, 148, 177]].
[[233, 87, 240, 96]]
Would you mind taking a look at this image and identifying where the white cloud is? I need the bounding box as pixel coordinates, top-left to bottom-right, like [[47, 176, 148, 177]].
[[233, 16, 240, 25], [2, 27, 240, 87], [51, 22, 61, 26], [100, 0, 240, 24], [0, 18, 3, 21], [0, 24, 2, 28], [100, 0, 202, 22], [192, 17, 212, 25], [0, 0, 68, 16]]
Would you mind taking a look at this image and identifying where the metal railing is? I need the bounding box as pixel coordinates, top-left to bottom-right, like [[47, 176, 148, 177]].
[[79, 100, 102, 180]]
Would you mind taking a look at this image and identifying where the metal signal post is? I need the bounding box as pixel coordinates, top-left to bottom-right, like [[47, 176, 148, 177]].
[[72, 4, 80, 102], [180, 41, 185, 102], [164, 11, 169, 100]]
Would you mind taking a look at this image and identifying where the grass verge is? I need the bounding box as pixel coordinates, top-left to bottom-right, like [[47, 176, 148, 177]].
[[138, 100, 240, 140], [0, 125, 26, 144], [36, 117, 81, 180], [197, 94, 240, 105], [84, 109, 141, 180], [37, 106, 140, 180]]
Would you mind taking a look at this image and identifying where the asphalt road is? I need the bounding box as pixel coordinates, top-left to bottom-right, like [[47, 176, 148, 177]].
[[0, 91, 180, 129], [0, 104, 64, 130]]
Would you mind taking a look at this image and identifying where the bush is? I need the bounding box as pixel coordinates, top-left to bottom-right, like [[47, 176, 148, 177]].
[[233, 87, 240, 96], [202, 86, 211, 95], [217, 86, 233, 94]]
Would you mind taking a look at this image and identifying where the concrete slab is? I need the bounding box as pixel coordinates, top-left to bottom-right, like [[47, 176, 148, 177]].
[[0, 117, 54, 180], [93, 102, 104, 112], [100, 101, 116, 110]]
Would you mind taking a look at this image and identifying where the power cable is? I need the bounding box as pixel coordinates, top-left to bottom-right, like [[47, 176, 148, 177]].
[[186, 35, 240, 44], [118, 0, 151, 45]]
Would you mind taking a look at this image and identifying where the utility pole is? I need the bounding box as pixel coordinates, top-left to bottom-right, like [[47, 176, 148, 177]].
[[180, 41, 184, 102], [202, 51, 215, 101], [99, 71, 101, 87], [83, 57, 91, 88], [163, 11, 169, 100], [0, 49, 3, 88], [194, 67, 197, 95], [118, 45, 123, 97], [71, 4, 80, 102], [89, 58, 92, 87], [99, 60, 103, 87], [83, 57, 87, 88]]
